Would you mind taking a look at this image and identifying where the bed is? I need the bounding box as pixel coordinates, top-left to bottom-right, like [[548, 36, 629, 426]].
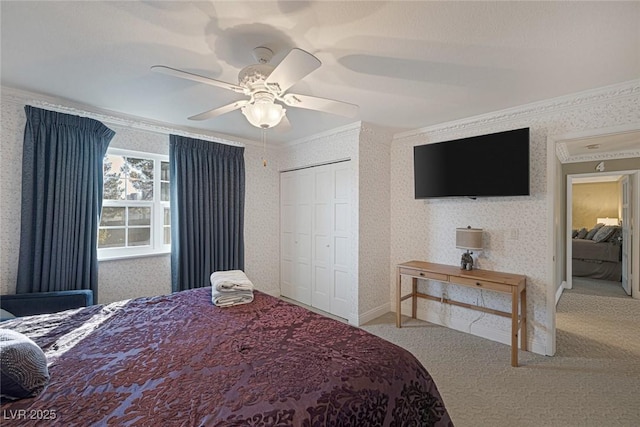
[[572, 225, 622, 282], [0, 288, 452, 426]]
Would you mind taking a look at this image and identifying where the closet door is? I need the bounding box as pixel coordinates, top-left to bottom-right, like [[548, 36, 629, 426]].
[[311, 166, 333, 313], [311, 162, 351, 319], [280, 169, 313, 305], [280, 172, 295, 300], [281, 162, 351, 319], [331, 163, 351, 319]]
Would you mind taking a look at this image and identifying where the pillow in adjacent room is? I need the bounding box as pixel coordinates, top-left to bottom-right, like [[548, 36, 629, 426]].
[[607, 226, 623, 244], [576, 228, 588, 239], [593, 225, 617, 243], [572, 229, 579, 238], [0, 329, 50, 400], [585, 223, 605, 240]]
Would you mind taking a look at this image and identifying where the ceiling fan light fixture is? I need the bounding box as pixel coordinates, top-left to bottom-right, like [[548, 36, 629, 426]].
[[242, 101, 286, 129]]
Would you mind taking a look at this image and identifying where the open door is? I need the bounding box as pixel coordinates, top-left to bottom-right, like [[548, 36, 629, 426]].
[[621, 175, 632, 295]]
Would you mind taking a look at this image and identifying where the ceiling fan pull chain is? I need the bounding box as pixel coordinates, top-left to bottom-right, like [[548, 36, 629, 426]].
[[262, 128, 267, 167]]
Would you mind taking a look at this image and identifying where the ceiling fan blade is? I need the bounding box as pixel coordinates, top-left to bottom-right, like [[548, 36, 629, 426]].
[[265, 48, 321, 93], [275, 115, 292, 133], [282, 93, 359, 118], [188, 100, 249, 121], [151, 65, 244, 94]]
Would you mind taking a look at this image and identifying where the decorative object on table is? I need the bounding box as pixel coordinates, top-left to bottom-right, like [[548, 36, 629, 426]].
[[456, 226, 483, 270]]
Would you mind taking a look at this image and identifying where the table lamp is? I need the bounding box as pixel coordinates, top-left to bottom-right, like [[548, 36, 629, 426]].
[[456, 226, 483, 270], [596, 217, 619, 226]]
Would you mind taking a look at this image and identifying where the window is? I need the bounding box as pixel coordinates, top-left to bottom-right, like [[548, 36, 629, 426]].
[[98, 148, 170, 260]]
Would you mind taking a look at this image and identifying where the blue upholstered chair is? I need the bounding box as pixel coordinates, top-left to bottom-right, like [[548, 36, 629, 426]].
[[0, 290, 94, 320]]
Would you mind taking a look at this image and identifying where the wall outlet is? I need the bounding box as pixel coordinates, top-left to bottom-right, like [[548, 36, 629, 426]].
[[509, 229, 519, 240]]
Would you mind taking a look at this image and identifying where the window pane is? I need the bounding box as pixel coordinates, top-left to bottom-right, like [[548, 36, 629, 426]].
[[126, 158, 154, 180], [164, 227, 171, 245], [103, 154, 123, 176], [100, 207, 125, 226], [128, 228, 151, 246], [127, 180, 153, 200], [103, 178, 125, 200], [164, 208, 170, 225], [161, 182, 170, 202], [128, 207, 151, 225], [98, 228, 125, 248], [161, 161, 170, 181]]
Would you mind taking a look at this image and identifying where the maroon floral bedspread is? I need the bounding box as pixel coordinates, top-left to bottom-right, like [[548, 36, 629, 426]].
[[1, 288, 452, 426]]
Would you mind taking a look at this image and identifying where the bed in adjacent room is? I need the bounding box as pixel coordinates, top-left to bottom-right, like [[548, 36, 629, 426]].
[[0, 288, 452, 426], [572, 225, 623, 282]]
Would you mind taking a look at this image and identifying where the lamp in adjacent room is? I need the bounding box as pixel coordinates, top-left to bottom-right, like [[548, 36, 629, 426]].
[[456, 226, 483, 270], [596, 217, 619, 226]]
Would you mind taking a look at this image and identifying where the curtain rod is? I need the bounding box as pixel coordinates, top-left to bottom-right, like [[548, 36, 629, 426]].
[[28, 100, 247, 148]]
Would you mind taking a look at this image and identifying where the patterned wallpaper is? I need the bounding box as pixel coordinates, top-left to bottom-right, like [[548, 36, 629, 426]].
[[0, 99, 25, 296], [390, 81, 640, 353], [358, 124, 393, 319], [243, 142, 280, 295], [0, 90, 281, 303]]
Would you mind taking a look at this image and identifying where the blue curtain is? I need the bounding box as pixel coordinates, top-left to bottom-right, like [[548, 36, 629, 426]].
[[16, 106, 115, 300], [170, 135, 245, 292]]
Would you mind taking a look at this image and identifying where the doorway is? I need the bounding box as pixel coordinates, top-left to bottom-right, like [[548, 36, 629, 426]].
[[566, 172, 633, 295], [546, 124, 640, 357]]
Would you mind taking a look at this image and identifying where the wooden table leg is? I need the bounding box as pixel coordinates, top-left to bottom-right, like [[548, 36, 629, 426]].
[[396, 268, 402, 328], [521, 286, 528, 351], [412, 277, 417, 319], [511, 288, 519, 367]]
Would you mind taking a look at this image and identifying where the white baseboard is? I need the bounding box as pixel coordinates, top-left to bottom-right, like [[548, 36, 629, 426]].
[[414, 304, 546, 356], [262, 288, 281, 297], [347, 313, 359, 326], [357, 302, 392, 326]]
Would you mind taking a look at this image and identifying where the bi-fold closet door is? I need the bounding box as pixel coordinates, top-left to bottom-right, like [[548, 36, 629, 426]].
[[280, 161, 351, 319]]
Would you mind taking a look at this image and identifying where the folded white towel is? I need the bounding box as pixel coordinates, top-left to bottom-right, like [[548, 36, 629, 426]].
[[210, 270, 254, 292], [211, 289, 254, 307]]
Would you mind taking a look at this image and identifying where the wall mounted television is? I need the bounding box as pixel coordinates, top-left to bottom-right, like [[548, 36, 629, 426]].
[[414, 127, 530, 199]]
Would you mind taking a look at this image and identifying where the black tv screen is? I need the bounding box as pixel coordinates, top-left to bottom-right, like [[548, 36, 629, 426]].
[[414, 128, 530, 199]]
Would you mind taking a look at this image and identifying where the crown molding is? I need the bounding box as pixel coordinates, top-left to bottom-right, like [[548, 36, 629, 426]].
[[0, 86, 259, 148], [393, 79, 640, 144], [560, 150, 640, 164], [279, 121, 362, 149]]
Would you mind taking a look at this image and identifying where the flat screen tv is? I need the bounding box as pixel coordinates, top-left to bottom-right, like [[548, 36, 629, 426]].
[[414, 127, 530, 199]]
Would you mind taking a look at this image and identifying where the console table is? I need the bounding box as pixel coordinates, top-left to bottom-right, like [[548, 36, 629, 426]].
[[396, 260, 527, 367]]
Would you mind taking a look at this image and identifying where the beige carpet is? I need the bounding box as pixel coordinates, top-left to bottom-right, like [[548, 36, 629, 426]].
[[360, 278, 640, 427]]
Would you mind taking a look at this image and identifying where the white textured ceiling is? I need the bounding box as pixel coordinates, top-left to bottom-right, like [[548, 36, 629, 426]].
[[2, 1, 639, 144]]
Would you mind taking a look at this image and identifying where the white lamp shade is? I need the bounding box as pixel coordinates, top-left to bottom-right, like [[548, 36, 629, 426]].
[[456, 227, 483, 250], [596, 217, 619, 226], [241, 102, 286, 129]]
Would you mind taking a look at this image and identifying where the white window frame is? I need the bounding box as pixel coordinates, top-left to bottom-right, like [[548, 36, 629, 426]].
[[98, 148, 170, 261]]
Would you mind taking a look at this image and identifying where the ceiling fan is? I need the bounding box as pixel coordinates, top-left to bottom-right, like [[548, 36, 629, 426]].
[[151, 46, 359, 130]]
